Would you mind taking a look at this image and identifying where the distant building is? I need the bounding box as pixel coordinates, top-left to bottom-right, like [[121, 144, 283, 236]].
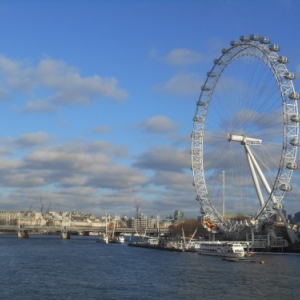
[[282, 209, 286, 219], [294, 212, 300, 223], [0, 210, 10, 224], [128, 214, 150, 229], [174, 210, 184, 221], [165, 214, 173, 220], [127, 214, 162, 229]]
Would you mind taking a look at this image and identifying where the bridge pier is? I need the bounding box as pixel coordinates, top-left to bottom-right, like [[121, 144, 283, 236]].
[[18, 230, 29, 239], [61, 231, 70, 240]]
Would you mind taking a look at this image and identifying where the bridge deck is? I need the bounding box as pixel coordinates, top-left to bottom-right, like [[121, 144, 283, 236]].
[[0, 225, 168, 235]]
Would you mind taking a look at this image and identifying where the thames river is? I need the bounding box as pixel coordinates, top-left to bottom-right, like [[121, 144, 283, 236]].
[[0, 235, 299, 299]]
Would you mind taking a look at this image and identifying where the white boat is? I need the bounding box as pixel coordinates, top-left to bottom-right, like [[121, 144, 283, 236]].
[[128, 236, 186, 252], [185, 239, 201, 252], [123, 233, 132, 236], [114, 235, 125, 244], [101, 234, 109, 244], [197, 241, 245, 257], [97, 214, 111, 244]]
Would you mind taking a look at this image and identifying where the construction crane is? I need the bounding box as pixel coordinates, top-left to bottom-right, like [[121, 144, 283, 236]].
[[47, 202, 52, 214], [132, 188, 140, 219], [40, 197, 44, 215]]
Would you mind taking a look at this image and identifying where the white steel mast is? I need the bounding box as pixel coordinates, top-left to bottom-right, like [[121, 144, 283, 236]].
[[222, 170, 225, 217]]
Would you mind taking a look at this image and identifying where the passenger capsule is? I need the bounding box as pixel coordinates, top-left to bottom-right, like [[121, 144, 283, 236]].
[[240, 35, 250, 42], [284, 72, 296, 80], [260, 37, 271, 44], [250, 34, 260, 41], [221, 48, 228, 54], [273, 203, 283, 210], [197, 100, 206, 106], [286, 162, 298, 170], [290, 138, 300, 146], [201, 85, 210, 91], [278, 56, 289, 64], [279, 184, 292, 192], [290, 114, 300, 122], [289, 92, 300, 100], [230, 40, 239, 47], [214, 59, 223, 65], [207, 71, 216, 77], [193, 116, 202, 122], [269, 44, 280, 52]]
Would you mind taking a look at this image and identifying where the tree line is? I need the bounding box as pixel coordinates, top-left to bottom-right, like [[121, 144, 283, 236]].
[[168, 219, 207, 238]]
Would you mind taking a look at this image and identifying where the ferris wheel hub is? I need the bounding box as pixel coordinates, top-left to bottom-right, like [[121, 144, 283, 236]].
[[227, 134, 262, 145]]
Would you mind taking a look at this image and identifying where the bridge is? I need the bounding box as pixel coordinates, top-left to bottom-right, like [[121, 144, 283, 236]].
[[0, 224, 169, 239]]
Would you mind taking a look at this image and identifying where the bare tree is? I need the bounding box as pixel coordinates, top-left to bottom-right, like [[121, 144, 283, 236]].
[[169, 219, 206, 238]]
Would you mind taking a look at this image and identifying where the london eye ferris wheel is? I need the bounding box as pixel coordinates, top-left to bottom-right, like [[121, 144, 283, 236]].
[[191, 34, 299, 235]]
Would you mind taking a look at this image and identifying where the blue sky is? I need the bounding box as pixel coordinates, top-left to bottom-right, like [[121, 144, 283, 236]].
[[0, 0, 300, 218]]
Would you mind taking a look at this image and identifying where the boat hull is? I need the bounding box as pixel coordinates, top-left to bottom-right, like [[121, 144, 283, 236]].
[[198, 251, 244, 258], [128, 242, 185, 252]]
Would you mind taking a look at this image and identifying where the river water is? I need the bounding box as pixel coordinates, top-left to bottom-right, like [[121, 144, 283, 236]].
[[0, 235, 299, 299]]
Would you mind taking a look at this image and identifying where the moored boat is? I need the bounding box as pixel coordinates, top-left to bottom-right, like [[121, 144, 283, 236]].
[[185, 239, 201, 252], [97, 234, 110, 244], [96, 214, 114, 244], [128, 236, 186, 252], [197, 241, 245, 257], [114, 235, 125, 244]]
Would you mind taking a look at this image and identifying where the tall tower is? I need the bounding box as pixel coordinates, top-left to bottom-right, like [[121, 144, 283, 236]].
[[174, 210, 184, 221]]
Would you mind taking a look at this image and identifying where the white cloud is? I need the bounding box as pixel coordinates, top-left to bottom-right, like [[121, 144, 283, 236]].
[[23, 99, 59, 113], [4, 173, 47, 187], [0, 157, 22, 170], [14, 132, 51, 148], [156, 72, 202, 97], [141, 115, 179, 133], [0, 55, 129, 111], [134, 146, 190, 172], [61, 176, 89, 187], [92, 125, 112, 134], [20, 141, 147, 190], [164, 48, 203, 66], [150, 170, 194, 192], [36, 58, 129, 104], [0, 87, 10, 100], [0, 55, 36, 92], [150, 47, 203, 66]]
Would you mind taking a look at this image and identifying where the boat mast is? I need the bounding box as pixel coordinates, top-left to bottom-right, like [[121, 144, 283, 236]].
[[222, 170, 225, 217]]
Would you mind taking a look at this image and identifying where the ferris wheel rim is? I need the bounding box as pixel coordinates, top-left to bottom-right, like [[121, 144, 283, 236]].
[[191, 34, 299, 234]]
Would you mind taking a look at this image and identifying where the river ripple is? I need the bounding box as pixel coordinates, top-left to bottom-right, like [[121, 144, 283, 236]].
[[0, 235, 299, 299]]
